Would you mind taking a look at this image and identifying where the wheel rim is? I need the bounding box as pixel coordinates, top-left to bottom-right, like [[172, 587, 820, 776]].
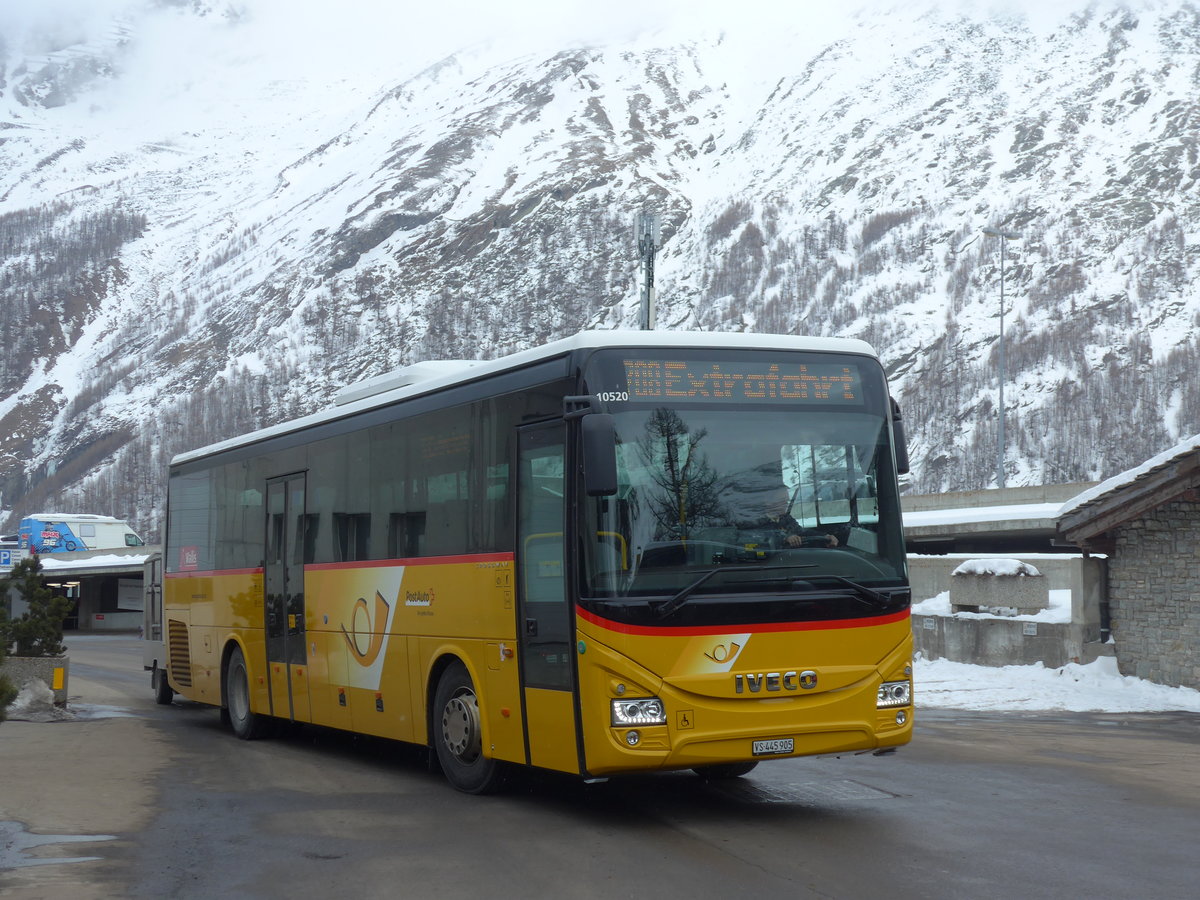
[[441, 687, 481, 764]]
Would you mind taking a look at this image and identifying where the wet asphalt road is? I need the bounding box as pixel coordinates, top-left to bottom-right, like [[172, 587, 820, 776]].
[[2, 635, 1198, 899]]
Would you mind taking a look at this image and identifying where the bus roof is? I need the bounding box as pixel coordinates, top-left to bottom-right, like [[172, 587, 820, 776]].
[[172, 329, 879, 467]]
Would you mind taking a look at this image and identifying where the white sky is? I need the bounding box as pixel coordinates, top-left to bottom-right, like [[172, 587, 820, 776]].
[[1, 0, 1112, 82], [0, 0, 1123, 149]]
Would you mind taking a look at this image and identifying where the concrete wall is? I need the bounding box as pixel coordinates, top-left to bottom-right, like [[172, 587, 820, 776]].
[[83, 611, 141, 631], [950, 571, 1048, 611], [1107, 498, 1200, 690], [912, 616, 1089, 668], [910, 554, 1108, 667], [0, 656, 69, 705]]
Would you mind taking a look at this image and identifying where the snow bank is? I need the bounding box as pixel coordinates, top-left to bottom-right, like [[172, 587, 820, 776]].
[[916, 656, 1200, 712], [5, 679, 74, 722]]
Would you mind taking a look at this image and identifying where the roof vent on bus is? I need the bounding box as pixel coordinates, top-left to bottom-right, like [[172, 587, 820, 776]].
[[334, 360, 480, 406]]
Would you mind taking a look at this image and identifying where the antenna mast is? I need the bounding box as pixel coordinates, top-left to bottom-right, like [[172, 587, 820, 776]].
[[636, 212, 662, 330]]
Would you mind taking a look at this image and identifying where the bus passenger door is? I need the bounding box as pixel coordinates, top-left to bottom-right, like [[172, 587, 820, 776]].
[[517, 423, 580, 774], [265, 474, 312, 724]]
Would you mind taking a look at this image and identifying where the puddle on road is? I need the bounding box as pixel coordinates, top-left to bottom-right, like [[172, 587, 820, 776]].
[[0, 821, 117, 870], [5, 703, 136, 724], [70, 703, 137, 720]]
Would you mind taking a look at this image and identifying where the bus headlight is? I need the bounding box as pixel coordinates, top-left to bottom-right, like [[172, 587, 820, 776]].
[[611, 697, 666, 726], [877, 680, 912, 708]]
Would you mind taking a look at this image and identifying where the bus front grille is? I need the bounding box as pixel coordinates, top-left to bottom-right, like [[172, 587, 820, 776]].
[[167, 619, 192, 687]]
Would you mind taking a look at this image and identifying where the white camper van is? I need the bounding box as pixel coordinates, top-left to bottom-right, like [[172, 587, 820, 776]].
[[17, 513, 145, 554]]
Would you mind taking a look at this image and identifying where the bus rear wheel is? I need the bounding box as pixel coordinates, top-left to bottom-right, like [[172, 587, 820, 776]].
[[225, 645, 270, 740], [433, 662, 502, 794]]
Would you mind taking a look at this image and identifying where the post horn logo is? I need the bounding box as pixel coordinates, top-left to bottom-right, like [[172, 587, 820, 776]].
[[704, 641, 743, 664], [342, 591, 390, 666]]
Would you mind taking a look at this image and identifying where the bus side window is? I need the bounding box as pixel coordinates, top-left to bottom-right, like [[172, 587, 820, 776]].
[[388, 512, 425, 559], [333, 513, 371, 561], [423, 500, 469, 557]]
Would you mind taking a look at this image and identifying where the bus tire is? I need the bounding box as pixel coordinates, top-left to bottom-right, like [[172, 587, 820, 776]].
[[225, 645, 270, 740], [433, 661, 502, 794], [694, 761, 758, 779], [153, 665, 174, 705]]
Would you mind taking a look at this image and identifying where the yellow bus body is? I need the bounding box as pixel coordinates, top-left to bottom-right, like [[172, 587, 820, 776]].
[[166, 553, 911, 777]]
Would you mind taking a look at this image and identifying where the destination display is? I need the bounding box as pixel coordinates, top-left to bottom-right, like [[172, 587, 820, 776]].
[[618, 358, 864, 405]]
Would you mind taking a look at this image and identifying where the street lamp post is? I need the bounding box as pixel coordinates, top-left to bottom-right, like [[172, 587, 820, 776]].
[[983, 227, 1019, 490]]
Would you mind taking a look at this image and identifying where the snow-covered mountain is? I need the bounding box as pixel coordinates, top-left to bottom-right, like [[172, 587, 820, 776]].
[[2, 0, 1199, 539]]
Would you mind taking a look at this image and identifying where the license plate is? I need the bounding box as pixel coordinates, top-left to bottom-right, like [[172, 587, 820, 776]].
[[752, 738, 794, 756]]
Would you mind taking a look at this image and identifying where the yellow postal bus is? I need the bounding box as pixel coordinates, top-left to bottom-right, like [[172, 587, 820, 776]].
[[155, 330, 913, 791]]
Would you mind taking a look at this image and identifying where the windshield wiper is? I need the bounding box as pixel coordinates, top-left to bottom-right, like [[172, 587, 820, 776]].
[[826, 576, 904, 611], [654, 564, 816, 620]]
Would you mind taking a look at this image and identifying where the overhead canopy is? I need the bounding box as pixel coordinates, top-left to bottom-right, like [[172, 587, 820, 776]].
[[35, 548, 155, 578]]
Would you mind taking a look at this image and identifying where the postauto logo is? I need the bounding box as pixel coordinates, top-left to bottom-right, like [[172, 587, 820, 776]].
[[342, 592, 391, 667]]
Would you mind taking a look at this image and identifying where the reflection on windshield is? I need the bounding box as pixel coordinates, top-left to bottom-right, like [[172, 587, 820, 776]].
[[582, 407, 906, 601], [636, 408, 724, 540]]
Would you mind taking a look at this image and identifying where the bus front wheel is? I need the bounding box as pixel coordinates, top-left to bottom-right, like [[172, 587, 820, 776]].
[[225, 645, 270, 740], [433, 662, 502, 794]]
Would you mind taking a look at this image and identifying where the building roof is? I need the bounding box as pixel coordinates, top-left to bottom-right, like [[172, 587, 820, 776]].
[[1057, 434, 1200, 548]]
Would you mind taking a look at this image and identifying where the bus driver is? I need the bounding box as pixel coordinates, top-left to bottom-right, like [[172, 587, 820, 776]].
[[737, 485, 839, 549]]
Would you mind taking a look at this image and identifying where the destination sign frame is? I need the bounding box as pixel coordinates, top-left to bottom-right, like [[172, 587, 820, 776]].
[[618, 358, 864, 405]]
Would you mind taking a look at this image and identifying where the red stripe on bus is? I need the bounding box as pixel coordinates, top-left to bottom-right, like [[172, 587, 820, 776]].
[[165, 567, 263, 579], [575, 605, 910, 636], [305, 552, 515, 571], [164, 552, 514, 578]]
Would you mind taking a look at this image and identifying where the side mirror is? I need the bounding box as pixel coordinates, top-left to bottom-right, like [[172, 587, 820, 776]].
[[890, 397, 910, 476], [581, 414, 618, 496]]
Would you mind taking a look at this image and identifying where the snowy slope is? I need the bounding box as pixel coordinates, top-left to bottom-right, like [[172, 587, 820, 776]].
[[1, 0, 1199, 536]]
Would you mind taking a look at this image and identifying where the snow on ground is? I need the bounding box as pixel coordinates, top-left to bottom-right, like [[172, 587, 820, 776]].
[[916, 656, 1200, 713], [914, 585, 1200, 712]]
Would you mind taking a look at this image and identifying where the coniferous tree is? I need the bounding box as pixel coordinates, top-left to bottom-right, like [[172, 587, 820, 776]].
[[0, 600, 17, 721], [0, 556, 72, 658]]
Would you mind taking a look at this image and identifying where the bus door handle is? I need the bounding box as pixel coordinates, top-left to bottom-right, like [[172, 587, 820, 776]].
[[525, 618, 538, 637]]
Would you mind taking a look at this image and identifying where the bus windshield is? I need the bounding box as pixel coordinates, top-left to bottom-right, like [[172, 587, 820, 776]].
[[579, 350, 908, 624]]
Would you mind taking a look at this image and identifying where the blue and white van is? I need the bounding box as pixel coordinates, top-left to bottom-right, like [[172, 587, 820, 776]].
[[17, 514, 145, 554]]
